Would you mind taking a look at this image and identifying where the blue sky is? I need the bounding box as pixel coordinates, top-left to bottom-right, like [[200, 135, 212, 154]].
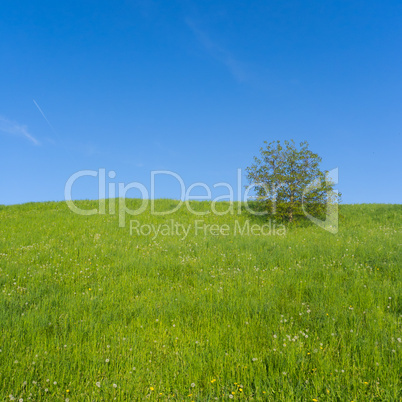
[[1, 0, 401, 205]]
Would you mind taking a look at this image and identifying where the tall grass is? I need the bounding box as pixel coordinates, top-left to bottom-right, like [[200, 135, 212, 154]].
[[0, 201, 400, 400]]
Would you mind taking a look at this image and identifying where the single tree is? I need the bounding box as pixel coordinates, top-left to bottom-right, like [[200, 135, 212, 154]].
[[246, 140, 338, 222]]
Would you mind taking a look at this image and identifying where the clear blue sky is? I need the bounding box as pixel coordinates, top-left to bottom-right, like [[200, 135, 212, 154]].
[[1, 0, 401, 205]]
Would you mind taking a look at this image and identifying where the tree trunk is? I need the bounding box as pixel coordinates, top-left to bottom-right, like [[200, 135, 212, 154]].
[[289, 193, 294, 222]]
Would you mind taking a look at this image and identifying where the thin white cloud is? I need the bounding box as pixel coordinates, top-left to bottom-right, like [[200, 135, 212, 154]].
[[185, 18, 248, 82], [0, 115, 39, 145], [32, 99, 73, 156], [33, 99, 56, 133]]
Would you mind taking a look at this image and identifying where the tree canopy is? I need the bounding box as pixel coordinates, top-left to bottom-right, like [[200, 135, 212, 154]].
[[246, 140, 338, 222]]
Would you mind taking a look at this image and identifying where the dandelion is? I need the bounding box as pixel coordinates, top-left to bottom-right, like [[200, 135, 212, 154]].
[[150, 387, 154, 391], [191, 383, 195, 387], [113, 384, 117, 388], [252, 358, 258, 361], [105, 359, 110, 363], [229, 395, 234, 399], [96, 382, 101, 388]]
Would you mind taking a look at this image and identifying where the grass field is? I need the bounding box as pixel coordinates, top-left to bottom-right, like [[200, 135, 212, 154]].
[[0, 201, 400, 401]]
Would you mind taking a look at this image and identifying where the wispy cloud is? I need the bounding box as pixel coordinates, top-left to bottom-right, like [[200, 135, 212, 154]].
[[33, 99, 56, 133], [0, 116, 39, 145], [185, 18, 248, 82]]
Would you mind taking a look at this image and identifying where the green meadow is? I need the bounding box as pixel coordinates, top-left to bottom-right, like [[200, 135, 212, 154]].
[[0, 201, 400, 401]]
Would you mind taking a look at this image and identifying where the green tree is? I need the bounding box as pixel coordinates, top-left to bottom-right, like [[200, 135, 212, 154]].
[[246, 140, 338, 222]]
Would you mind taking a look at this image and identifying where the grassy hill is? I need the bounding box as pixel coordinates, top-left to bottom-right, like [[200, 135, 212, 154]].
[[0, 201, 400, 400]]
